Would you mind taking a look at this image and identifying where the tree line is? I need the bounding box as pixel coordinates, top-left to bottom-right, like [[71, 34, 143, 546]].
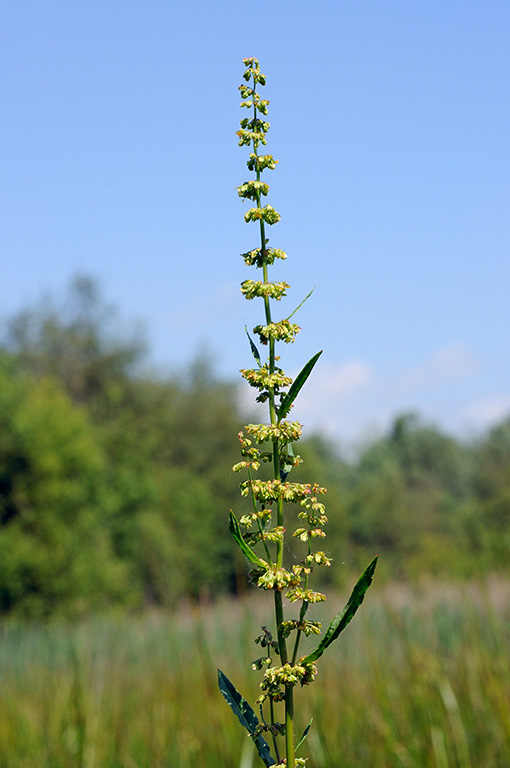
[[0, 278, 508, 617]]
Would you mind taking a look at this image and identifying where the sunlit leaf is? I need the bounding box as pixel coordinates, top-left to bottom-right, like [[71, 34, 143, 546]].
[[301, 556, 378, 664], [245, 326, 262, 367], [280, 443, 296, 481], [278, 351, 322, 422], [229, 511, 268, 568], [217, 669, 276, 766], [286, 286, 315, 321], [295, 718, 313, 752]]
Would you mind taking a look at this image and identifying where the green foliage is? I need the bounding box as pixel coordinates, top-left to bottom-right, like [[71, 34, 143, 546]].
[[342, 411, 510, 578], [277, 351, 322, 422], [0, 353, 127, 617], [217, 669, 276, 766], [4, 275, 144, 410], [229, 511, 268, 568], [0, 281, 242, 615], [301, 556, 378, 664]]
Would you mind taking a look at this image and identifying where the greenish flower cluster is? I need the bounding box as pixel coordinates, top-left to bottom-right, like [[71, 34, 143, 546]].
[[258, 661, 318, 704], [253, 319, 301, 345], [241, 247, 287, 268], [241, 280, 290, 301], [244, 204, 281, 225], [240, 365, 292, 392]]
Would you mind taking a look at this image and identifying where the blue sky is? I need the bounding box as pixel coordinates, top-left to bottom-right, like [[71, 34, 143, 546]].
[[2, 1, 509, 447]]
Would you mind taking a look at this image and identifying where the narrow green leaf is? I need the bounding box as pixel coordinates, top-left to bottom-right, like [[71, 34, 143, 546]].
[[245, 326, 262, 367], [278, 350, 322, 422], [295, 718, 313, 752], [279, 444, 295, 481], [217, 669, 276, 767], [301, 556, 378, 664], [286, 286, 315, 321], [229, 511, 268, 569]]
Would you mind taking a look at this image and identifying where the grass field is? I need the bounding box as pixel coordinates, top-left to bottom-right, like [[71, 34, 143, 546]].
[[0, 578, 508, 768]]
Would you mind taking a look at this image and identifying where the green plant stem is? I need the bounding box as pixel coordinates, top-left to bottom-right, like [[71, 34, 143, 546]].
[[253, 65, 294, 768], [263, 646, 281, 763], [269, 699, 280, 763], [274, 590, 294, 768], [247, 465, 273, 563], [291, 544, 311, 664], [291, 601, 310, 665], [285, 687, 295, 768], [274, 590, 288, 666]]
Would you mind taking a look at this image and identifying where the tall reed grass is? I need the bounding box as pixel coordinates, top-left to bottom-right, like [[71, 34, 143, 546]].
[[0, 579, 508, 768]]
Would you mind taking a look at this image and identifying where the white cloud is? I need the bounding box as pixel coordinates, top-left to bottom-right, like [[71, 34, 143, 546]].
[[285, 360, 374, 442], [462, 395, 510, 430], [401, 344, 477, 391], [296, 360, 373, 404]]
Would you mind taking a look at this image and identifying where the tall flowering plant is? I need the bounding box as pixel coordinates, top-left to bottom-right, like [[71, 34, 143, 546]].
[[218, 58, 378, 768]]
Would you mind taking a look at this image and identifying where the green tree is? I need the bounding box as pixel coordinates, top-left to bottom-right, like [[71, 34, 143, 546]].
[[468, 418, 510, 568], [344, 413, 475, 576], [4, 275, 144, 412], [0, 354, 128, 616], [2, 278, 249, 609]]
